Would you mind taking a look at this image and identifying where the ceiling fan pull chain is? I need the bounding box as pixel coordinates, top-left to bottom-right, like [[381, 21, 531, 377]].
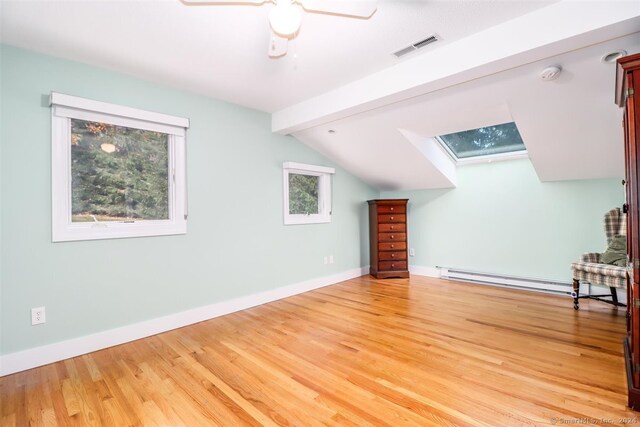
[[293, 39, 298, 70]]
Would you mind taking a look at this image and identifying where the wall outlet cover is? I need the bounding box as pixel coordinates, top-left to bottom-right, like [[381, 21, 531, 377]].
[[31, 307, 46, 325]]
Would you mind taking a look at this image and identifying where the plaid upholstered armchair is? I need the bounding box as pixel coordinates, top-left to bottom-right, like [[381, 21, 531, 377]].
[[571, 207, 627, 310]]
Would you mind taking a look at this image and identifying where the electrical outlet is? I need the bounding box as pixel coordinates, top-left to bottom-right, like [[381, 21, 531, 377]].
[[409, 248, 415, 257], [324, 256, 328, 265], [31, 307, 46, 325], [329, 255, 334, 264]]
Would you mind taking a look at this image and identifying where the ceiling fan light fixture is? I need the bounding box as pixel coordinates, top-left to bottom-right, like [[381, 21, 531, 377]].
[[269, 1, 302, 37], [182, 0, 378, 58]]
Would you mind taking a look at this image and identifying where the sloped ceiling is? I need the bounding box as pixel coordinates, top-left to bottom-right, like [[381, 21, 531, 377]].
[[0, 0, 555, 113], [280, 2, 640, 190], [293, 33, 640, 190], [2, 0, 640, 190]]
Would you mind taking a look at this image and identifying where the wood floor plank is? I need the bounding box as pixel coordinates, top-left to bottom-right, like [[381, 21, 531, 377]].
[[1, 275, 638, 426]]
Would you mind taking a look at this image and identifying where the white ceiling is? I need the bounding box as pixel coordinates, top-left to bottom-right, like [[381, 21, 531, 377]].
[[293, 33, 640, 190], [2, 0, 640, 190], [0, 0, 554, 112], [281, 1, 640, 189]]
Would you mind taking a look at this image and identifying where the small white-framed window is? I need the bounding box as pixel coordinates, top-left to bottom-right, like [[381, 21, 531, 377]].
[[283, 162, 335, 225], [50, 92, 189, 242]]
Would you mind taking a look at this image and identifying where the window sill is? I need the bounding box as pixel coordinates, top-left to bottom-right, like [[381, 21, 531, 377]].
[[284, 215, 331, 225], [52, 221, 187, 242]]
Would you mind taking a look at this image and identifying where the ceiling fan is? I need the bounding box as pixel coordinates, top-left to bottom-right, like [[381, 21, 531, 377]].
[[182, 0, 378, 58]]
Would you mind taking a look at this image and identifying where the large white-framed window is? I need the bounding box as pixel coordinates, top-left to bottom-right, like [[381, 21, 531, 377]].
[[283, 162, 335, 225], [50, 92, 189, 242]]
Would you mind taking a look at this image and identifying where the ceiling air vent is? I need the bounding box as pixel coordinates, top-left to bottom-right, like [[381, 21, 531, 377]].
[[393, 34, 440, 58]]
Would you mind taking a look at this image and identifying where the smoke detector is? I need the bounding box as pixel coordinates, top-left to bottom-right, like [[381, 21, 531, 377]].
[[540, 66, 562, 81]]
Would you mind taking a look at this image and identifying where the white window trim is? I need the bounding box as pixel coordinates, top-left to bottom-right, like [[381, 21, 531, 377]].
[[51, 92, 189, 242], [283, 162, 335, 225], [435, 136, 528, 165]]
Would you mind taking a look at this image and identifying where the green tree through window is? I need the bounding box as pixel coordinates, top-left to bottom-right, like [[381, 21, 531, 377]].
[[289, 173, 319, 215], [70, 119, 169, 222], [439, 122, 525, 159]]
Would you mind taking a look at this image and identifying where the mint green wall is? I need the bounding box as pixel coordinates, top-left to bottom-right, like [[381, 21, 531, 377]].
[[0, 45, 624, 357], [0, 45, 377, 355], [0, 46, 4, 356], [382, 159, 624, 282]]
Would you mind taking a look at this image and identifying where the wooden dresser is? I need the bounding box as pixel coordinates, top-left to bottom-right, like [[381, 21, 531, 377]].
[[368, 199, 409, 279], [617, 53, 640, 410]]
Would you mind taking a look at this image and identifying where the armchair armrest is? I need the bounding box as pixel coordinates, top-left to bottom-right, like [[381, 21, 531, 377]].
[[581, 252, 601, 263]]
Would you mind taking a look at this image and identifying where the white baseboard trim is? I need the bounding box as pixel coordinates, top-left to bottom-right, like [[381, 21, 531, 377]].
[[0, 266, 369, 377], [409, 265, 441, 278]]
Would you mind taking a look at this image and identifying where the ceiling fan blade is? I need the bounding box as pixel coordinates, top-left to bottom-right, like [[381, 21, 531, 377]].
[[181, 0, 266, 5], [268, 32, 288, 58], [299, 0, 377, 18]]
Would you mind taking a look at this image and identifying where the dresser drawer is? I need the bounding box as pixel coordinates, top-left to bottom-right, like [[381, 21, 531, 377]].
[[379, 251, 407, 261], [378, 223, 406, 233], [379, 242, 406, 251], [379, 261, 407, 271], [377, 205, 406, 214], [378, 232, 406, 242], [378, 214, 406, 223]]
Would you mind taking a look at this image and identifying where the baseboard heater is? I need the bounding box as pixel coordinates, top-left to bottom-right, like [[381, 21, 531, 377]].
[[439, 267, 572, 295]]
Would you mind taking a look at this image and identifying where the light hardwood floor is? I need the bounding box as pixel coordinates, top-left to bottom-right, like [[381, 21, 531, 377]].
[[1, 275, 638, 426]]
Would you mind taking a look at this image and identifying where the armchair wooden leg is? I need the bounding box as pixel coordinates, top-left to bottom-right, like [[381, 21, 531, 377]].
[[610, 287, 619, 305], [572, 279, 580, 310]]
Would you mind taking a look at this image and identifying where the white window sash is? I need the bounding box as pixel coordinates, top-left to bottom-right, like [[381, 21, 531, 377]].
[[282, 162, 333, 225], [51, 94, 188, 242], [53, 106, 185, 137]]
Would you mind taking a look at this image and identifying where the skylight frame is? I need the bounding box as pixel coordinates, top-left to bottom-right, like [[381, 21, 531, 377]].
[[435, 123, 528, 165]]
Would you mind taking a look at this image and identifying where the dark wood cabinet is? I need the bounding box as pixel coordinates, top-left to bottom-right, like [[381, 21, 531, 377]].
[[368, 199, 410, 279], [617, 53, 640, 410]]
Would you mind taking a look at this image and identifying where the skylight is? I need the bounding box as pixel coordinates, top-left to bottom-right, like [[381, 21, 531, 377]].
[[438, 122, 526, 162]]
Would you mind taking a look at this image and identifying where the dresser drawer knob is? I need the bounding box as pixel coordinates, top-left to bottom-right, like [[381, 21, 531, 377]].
[[390, 216, 394, 220], [391, 263, 395, 268], [391, 254, 395, 258], [390, 226, 394, 230], [391, 244, 394, 248], [390, 235, 394, 239], [390, 207, 394, 211]]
